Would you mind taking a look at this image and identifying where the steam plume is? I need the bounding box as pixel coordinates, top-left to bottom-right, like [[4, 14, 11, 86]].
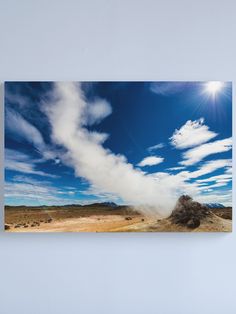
[[44, 82, 179, 216]]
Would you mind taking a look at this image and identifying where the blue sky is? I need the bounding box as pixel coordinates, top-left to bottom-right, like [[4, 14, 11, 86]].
[[5, 81, 232, 209]]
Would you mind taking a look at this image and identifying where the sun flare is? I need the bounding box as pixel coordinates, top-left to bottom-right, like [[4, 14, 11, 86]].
[[205, 81, 224, 96]]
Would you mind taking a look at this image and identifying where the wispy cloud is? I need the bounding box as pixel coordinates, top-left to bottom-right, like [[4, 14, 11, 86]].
[[180, 137, 232, 166], [147, 143, 165, 152], [151, 159, 232, 198], [137, 156, 164, 167], [167, 166, 185, 171], [6, 109, 46, 151], [85, 99, 112, 125], [5, 149, 58, 178], [5, 87, 31, 109], [5, 108, 57, 161], [170, 118, 217, 149], [5, 175, 78, 206], [195, 191, 232, 207], [177, 159, 231, 180], [79, 184, 120, 203], [196, 173, 232, 184], [204, 181, 230, 189], [150, 82, 188, 96]]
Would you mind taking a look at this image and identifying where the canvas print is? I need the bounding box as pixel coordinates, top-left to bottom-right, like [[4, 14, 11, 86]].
[[4, 81, 232, 232]]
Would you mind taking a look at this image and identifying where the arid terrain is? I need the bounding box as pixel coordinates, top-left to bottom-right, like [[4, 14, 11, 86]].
[[4, 199, 232, 232]]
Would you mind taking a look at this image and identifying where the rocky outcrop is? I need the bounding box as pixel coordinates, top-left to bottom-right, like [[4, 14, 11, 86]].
[[170, 195, 210, 229]]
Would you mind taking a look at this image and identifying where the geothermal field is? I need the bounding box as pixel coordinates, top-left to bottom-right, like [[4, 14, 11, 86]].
[[4, 196, 232, 232], [5, 82, 232, 233]]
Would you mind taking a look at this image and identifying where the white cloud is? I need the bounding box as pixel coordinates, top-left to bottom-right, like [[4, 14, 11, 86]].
[[141, 161, 232, 206], [180, 137, 232, 166], [170, 118, 217, 149], [148, 143, 165, 152], [225, 167, 232, 174], [43, 82, 179, 216], [195, 191, 232, 207], [167, 166, 185, 171], [150, 158, 232, 206], [203, 188, 213, 192], [5, 109, 46, 152], [85, 99, 112, 125], [79, 184, 120, 203], [5, 179, 57, 202], [5, 175, 79, 206], [5, 149, 58, 178], [56, 190, 75, 195], [205, 182, 229, 189], [177, 159, 231, 180], [12, 175, 51, 185], [150, 82, 187, 96], [137, 156, 164, 167], [196, 173, 232, 183], [5, 89, 30, 109], [5, 108, 57, 161]]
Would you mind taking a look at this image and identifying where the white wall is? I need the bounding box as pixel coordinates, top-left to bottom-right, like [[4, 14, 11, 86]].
[[0, 1, 235, 313]]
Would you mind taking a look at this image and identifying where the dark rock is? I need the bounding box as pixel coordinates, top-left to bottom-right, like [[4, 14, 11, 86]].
[[187, 218, 200, 229], [125, 217, 132, 220], [170, 195, 210, 229]]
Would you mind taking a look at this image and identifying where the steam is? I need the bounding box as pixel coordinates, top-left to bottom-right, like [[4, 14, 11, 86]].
[[44, 82, 179, 216]]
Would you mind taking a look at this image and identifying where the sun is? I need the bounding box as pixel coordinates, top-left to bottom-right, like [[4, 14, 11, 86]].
[[205, 81, 224, 96]]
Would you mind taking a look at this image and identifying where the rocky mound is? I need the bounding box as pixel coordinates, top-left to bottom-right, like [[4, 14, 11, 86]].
[[170, 195, 210, 229]]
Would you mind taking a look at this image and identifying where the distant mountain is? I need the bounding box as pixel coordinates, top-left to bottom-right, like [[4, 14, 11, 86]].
[[87, 202, 118, 208], [101, 202, 118, 207], [204, 203, 225, 209], [5, 202, 119, 209]]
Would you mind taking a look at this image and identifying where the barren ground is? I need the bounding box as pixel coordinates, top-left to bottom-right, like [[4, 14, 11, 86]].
[[4, 205, 232, 232]]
